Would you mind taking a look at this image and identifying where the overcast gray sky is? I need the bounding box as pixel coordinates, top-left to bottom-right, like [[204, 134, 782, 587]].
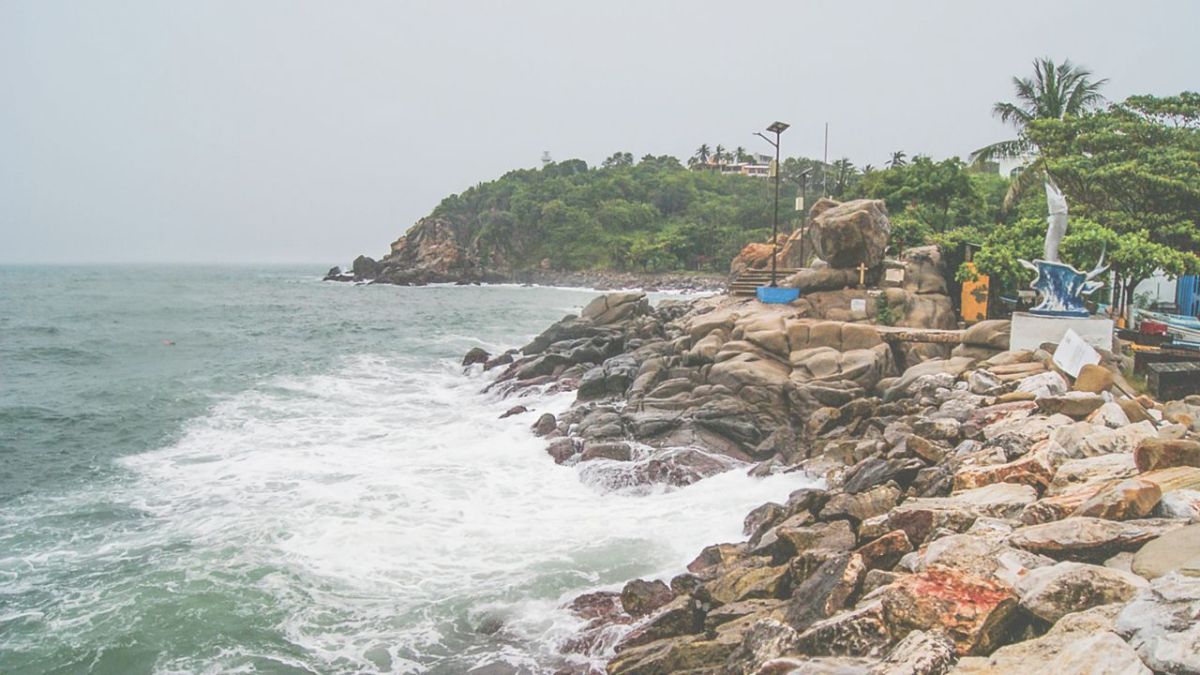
[[2, 1, 1197, 264]]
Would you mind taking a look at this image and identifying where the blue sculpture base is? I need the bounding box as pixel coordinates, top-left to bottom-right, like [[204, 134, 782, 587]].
[[1024, 259, 1100, 317], [756, 286, 800, 304]]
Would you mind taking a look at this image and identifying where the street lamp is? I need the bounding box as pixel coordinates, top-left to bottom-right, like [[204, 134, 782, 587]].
[[755, 121, 789, 287], [793, 168, 813, 269]]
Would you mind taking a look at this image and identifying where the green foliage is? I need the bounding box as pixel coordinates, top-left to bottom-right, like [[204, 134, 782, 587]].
[[852, 155, 998, 241], [1025, 92, 1200, 300], [874, 294, 897, 326], [428, 155, 796, 272]]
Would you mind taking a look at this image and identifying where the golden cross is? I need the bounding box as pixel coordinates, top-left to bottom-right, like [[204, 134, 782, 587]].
[[857, 262, 868, 286]]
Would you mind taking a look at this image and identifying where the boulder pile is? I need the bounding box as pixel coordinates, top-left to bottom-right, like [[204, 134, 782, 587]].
[[467, 289, 1200, 675]]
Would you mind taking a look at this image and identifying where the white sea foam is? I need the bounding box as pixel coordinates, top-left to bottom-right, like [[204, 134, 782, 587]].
[[48, 353, 815, 673]]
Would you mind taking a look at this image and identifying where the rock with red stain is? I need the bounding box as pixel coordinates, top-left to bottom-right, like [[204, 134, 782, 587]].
[[953, 453, 1055, 493], [879, 567, 1018, 656]]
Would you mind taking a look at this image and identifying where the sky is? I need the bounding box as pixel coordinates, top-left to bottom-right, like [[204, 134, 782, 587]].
[[2, 1, 1198, 264]]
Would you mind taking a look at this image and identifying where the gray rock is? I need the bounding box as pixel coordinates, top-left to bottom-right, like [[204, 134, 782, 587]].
[[1115, 573, 1200, 674], [1015, 561, 1147, 624]]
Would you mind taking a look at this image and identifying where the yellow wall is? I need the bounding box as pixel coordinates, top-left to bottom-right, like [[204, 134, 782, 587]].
[[961, 262, 989, 323]]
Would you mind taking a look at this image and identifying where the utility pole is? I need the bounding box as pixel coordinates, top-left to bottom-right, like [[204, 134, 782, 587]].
[[755, 121, 790, 287], [823, 122, 829, 197]]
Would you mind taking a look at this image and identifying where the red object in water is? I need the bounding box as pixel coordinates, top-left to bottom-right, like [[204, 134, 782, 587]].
[[1141, 320, 1168, 336]]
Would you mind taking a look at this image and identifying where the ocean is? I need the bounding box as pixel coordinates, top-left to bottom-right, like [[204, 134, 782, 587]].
[[0, 265, 812, 674]]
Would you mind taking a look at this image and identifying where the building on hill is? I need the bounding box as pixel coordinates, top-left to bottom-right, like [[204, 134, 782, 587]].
[[693, 153, 774, 178]]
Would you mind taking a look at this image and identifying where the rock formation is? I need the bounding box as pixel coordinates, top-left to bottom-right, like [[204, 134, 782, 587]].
[[468, 281, 1200, 674]]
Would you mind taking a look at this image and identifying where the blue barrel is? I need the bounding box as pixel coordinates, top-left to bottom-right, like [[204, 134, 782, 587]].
[[1179, 275, 1200, 317]]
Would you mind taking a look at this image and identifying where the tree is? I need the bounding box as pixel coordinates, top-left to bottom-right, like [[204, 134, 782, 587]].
[[861, 164, 876, 175], [887, 151, 907, 168], [689, 144, 711, 167], [734, 146, 749, 164], [830, 158, 858, 197], [1024, 92, 1200, 312], [602, 152, 634, 169], [971, 57, 1108, 206], [714, 145, 727, 165]]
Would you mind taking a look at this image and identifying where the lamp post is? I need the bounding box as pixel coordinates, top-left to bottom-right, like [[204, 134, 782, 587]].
[[755, 121, 789, 287], [793, 168, 812, 269]]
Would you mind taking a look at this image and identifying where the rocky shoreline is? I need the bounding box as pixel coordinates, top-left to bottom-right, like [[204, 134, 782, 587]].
[[465, 289, 1200, 675], [323, 257, 726, 294]]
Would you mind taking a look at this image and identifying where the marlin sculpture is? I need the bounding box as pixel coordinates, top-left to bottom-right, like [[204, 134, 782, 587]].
[[1019, 175, 1107, 317]]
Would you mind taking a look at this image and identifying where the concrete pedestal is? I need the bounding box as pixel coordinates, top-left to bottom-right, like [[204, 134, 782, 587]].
[[1010, 312, 1114, 352]]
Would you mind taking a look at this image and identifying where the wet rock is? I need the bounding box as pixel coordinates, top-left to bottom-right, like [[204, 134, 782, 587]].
[[621, 579, 674, 618], [879, 567, 1018, 656], [462, 346, 490, 367], [1008, 517, 1184, 562], [773, 519, 857, 560], [785, 553, 867, 631], [842, 458, 925, 495], [953, 604, 1149, 674], [614, 595, 705, 652], [1115, 573, 1200, 674], [867, 629, 956, 675], [703, 598, 785, 631], [532, 412, 557, 436], [499, 405, 528, 419], [1134, 437, 1200, 472], [708, 561, 792, 604], [545, 437, 577, 464], [352, 254, 382, 279], [1131, 523, 1200, 580], [819, 485, 902, 525], [744, 502, 787, 547], [855, 530, 913, 571], [1015, 561, 1147, 624], [794, 599, 893, 658], [580, 292, 648, 325], [722, 617, 802, 673]]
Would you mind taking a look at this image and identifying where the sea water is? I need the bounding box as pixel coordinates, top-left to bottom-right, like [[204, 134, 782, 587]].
[[0, 266, 813, 674]]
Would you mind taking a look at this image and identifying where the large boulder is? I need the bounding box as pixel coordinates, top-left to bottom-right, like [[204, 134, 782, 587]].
[[952, 604, 1150, 674], [808, 198, 891, 269], [1014, 561, 1147, 624], [1115, 573, 1200, 674], [879, 567, 1018, 656]]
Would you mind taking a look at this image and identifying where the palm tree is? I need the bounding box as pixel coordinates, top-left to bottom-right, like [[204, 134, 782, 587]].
[[831, 158, 857, 197], [734, 146, 749, 164], [972, 57, 1107, 206], [714, 145, 727, 165], [689, 144, 711, 168], [861, 164, 876, 175], [887, 151, 907, 169]]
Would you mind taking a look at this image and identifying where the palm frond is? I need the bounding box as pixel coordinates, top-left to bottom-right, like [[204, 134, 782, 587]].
[[1002, 155, 1046, 210], [970, 138, 1031, 164]]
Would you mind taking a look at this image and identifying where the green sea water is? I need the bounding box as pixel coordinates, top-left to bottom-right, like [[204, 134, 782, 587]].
[[0, 266, 811, 674]]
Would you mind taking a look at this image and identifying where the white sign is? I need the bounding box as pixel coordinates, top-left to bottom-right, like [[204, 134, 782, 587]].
[[850, 298, 867, 313], [885, 268, 905, 283], [1052, 328, 1101, 377]]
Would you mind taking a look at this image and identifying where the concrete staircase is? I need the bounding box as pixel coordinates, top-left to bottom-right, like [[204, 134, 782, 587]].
[[730, 267, 801, 297]]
